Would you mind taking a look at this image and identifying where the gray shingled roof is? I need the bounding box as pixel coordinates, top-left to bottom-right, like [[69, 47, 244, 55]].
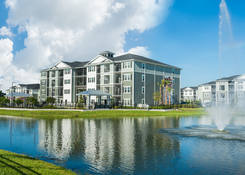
[[216, 75, 240, 81], [63, 61, 88, 68], [181, 86, 198, 90], [112, 53, 181, 69], [19, 84, 40, 89]]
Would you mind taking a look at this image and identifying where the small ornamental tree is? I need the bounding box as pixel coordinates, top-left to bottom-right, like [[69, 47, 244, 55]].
[[0, 97, 9, 107], [46, 97, 56, 106], [77, 96, 85, 108], [15, 98, 24, 107], [26, 97, 38, 107]]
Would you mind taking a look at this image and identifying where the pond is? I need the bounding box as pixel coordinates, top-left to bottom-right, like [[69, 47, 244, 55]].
[[0, 115, 245, 175]]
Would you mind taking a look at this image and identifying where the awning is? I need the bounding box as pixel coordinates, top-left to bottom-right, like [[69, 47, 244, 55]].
[[76, 90, 111, 96], [6, 92, 31, 98]]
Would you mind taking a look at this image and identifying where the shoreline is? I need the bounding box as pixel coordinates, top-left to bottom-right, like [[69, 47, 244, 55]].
[[0, 108, 206, 119], [0, 149, 76, 175]]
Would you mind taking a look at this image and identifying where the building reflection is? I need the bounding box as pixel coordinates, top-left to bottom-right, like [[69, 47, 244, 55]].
[[37, 117, 180, 173]]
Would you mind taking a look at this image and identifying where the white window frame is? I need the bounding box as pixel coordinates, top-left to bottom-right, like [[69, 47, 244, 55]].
[[123, 74, 131, 81], [142, 86, 145, 94], [142, 74, 145, 82], [64, 69, 71, 74], [64, 79, 71, 84], [64, 89, 70, 94], [123, 86, 131, 94]]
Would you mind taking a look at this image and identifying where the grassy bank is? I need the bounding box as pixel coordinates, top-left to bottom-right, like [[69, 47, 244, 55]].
[[0, 108, 206, 119], [0, 149, 76, 175]]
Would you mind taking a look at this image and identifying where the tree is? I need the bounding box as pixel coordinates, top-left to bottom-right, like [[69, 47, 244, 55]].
[[77, 96, 85, 107], [26, 97, 38, 107], [153, 92, 161, 106], [0, 97, 10, 107], [0, 90, 5, 97], [15, 98, 24, 107], [46, 97, 56, 106]]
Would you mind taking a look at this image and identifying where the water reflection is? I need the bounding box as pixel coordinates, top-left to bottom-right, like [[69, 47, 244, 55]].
[[1, 116, 245, 175], [35, 117, 180, 174]]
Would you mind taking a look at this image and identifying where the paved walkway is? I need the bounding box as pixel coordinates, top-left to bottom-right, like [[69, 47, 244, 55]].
[[0, 107, 177, 112]]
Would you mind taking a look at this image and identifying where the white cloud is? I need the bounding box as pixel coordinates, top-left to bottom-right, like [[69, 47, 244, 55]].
[[0, 26, 13, 37], [2, 0, 172, 89], [0, 38, 39, 90], [127, 46, 151, 57]]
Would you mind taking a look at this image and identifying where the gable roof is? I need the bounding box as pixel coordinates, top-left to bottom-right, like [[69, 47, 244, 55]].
[[112, 53, 181, 69], [63, 61, 88, 68], [216, 75, 240, 81], [19, 83, 40, 89], [199, 81, 216, 86]]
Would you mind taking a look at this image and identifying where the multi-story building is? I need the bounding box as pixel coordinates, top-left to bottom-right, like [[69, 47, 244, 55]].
[[215, 75, 239, 105], [197, 75, 245, 106], [40, 61, 88, 105], [234, 74, 245, 106], [197, 81, 216, 107], [6, 83, 40, 99], [181, 87, 198, 103], [40, 51, 181, 106]]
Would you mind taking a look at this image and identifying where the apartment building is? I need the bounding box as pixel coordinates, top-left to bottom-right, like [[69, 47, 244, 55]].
[[197, 81, 216, 107], [181, 87, 198, 102], [234, 74, 245, 105], [215, 75, 239, 105], [40, 61, 87, 104], [6, 83, 40, 99], [197, 75, 245, 106], [40, 51, 181, 106]]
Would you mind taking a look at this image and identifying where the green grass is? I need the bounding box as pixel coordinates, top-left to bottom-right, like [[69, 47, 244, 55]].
[[0, 149, 76, 175], [0, 108, 206, 119]]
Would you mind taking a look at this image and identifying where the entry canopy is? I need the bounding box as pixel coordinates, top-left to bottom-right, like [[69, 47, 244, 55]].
[[77, 90, 111, 96], [6, 92, 31, 98]]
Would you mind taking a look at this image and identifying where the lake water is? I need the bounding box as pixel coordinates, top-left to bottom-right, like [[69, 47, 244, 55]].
[[1, 115, 245, 175]]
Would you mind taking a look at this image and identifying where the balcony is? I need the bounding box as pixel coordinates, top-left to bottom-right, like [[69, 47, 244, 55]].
[[114, 63, 121, 72]]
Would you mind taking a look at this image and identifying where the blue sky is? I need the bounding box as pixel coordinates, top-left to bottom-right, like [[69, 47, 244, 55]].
[[125, 0, 245, 87], [0, 0, 245, 88]]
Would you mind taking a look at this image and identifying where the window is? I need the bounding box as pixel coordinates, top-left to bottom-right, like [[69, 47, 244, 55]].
[[41, 72, 46, 76], [88, 77, 95, 83], [142, 86, 145, 94], [64, 69, 71, 74], [123, 86, 131, 94], [41, 89, 45, 94], [142, 63, 145, 69], [41, 80, 46, 86], [52, 80, 55, 86], [51, 71, 56, 77], [123, 61, 131, 69], [123, 74, 132, 81], [88, 66, 95, 72], [142, 74, 145, 82], [64, 79, 70, 84], [142, 99, 145, 104], [123, 99, 131, 106], [220, 85, 225, 91], [104, 87, 110, 93], [64, 89, 70, 94], [104, 64, 110, 72], [104, 75, 110, 84]]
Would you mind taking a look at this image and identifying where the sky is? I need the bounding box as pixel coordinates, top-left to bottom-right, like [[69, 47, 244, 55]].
[[0, 0, 245, 90]]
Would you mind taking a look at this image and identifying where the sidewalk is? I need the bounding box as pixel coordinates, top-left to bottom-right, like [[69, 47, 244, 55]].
[[0, 107, 178, 112]]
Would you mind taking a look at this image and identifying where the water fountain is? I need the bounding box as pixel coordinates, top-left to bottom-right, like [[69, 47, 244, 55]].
[[160, 0, 245, 140]]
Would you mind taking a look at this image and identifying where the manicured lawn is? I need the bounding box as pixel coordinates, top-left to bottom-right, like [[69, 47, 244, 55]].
[[0, 108, 206, 119], [0, 149, 76, 175]]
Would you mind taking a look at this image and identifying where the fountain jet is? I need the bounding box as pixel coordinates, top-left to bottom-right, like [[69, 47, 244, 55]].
[[218, 0, 233, 61]]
